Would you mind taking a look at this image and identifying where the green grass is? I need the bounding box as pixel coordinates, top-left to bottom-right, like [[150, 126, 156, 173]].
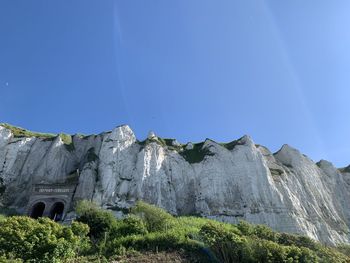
[[0, 123, 56, 139], [59, 133, 75, 152]]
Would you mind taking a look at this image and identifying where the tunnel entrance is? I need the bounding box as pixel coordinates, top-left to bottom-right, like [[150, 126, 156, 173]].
[[30, 202, 45, 219], [49, 202, 64, 221]]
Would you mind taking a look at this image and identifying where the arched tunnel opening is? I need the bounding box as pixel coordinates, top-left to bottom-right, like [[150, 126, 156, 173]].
[[49, 202, 64, 221], [30, 202, 45, 219]]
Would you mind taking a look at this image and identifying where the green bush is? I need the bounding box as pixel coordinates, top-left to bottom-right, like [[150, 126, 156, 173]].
[[131, 201, 174, 232], [76, 200, 118, 242], [0, 201, 349, 262], [316, 246, 350, 263], [0, 254, 22, 262], [0, 216, 89, 262], [253, 224, 280, 242], [107, 230, 202, 257], [237, 220, 255, 236], [337, 243, 350, 257], [278, 232, 320, 251], [117, 215, 148, 237], [199, 222, 252, 263], [70, 221, 91, 254]]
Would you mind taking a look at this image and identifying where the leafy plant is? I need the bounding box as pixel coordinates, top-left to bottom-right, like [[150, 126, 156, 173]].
[[76, 200, 117, 242], [131, 201, 174, 232], [0, 216, 89, 262]]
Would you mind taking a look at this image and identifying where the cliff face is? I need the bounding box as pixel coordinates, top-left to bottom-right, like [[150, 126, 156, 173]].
[[0, 124, 350, 244]]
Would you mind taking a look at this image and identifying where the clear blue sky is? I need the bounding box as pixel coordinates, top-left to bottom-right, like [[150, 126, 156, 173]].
[[1, 1, 349, 167]]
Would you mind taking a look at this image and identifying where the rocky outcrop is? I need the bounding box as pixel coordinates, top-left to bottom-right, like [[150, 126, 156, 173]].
[[0, 123, 349, 244]]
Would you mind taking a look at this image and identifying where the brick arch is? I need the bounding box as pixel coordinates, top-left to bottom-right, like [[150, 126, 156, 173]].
[[26, 183, 77, 221]]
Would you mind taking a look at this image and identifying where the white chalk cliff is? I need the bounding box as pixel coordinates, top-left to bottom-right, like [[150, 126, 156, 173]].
[[0, 123, 350, 244]]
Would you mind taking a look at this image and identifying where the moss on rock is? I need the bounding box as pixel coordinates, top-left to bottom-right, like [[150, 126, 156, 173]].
[[59, 133, 75, 152], [180, 142, 214, 164]]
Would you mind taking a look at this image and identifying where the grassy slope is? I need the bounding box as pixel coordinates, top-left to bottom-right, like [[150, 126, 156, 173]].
[[0, 123, 56, 138], [0, 123, 76, 151]]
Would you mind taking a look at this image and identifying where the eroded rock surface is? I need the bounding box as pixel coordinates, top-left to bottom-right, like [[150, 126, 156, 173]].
[[0, 124, 349, 244]]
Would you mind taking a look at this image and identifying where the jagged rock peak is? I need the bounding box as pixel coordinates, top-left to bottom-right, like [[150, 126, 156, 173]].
[[274, 144, 299, 155], [239, 134, 254, 144], [317, 159, 334, 167], [110, 125, 136, 142], [273, 144, 305, 167], [185, 142, 193, 150], [316, 159, 340, 176], [148, 131, 156, 139]]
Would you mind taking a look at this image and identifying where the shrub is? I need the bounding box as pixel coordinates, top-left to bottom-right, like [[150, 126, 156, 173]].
[[117, 215, 148, 237], [237, 220, 254, 236], [107, 230, 202, 257], [76, 200, 118, 242], [337, 243, 350, 257], [131, 201, 174, 232], [278, 232, 320, 251], [199, 222, 251, 263], [253, 224, 279, 242], [70, 221, 91, 254], [0, 216, 89, 262], [317, 246, 349, 263], [250, 239, 286, 263]]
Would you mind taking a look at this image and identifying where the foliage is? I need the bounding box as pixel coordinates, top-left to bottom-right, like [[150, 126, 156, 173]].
[[237, 220, 255, 236], [117, 215, 148, 237], [1, 202, 350, 262], [0, 215, 6, 222], [0, 123, 56, 139], [199, 222, 251, 262], [0, 216, 89, 262], [59, 133, 75, 151], [278, 232, 320, 251], [131, 201, 174, 232], [76, 200, 117, 242], [337, 243, 350, 257]]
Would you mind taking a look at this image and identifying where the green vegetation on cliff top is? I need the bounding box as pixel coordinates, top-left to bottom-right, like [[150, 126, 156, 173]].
[[0, 123, 76, 151], [137, 137, 216, 163], [0, 123, 56, 138], [1, 123, 245, 158]]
